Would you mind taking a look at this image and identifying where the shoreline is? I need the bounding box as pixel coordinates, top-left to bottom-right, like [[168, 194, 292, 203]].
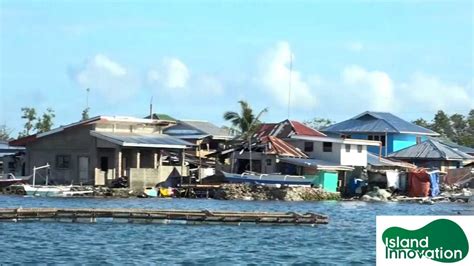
[[1, 184, 472, 204]]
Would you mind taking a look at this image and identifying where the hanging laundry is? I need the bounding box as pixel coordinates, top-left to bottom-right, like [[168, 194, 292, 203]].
[[428, 171, 441, 197]]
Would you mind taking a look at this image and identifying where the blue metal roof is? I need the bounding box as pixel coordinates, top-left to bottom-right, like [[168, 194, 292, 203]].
[[387, 139, 474, 161], [323, 111, 438, 135]]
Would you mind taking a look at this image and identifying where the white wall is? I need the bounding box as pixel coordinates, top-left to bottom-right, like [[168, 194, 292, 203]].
[[289, 140, 342, 164], [288, 139, 368, 167], [340, 144, 367, 167]]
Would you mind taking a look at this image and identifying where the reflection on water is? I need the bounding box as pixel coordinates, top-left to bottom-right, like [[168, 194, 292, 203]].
[[0, 196, 472, 264]]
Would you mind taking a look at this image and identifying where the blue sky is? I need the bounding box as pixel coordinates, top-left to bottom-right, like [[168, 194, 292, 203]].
[[1, 0, 473, 135]]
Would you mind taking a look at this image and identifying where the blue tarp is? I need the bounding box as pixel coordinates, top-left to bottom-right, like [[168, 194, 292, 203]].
[[429, 172, 440, 197]]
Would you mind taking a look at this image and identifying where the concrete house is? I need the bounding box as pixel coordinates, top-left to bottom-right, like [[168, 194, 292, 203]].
[[322, 111, 439, 156], [10, 116, 193, 190], [286, 135, 381, 167]]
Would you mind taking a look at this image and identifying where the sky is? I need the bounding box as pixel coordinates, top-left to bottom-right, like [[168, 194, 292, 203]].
[[1, 0, 473, 136]]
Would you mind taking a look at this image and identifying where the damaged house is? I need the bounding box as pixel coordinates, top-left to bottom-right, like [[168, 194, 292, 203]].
[[223, 120, 380, 192]]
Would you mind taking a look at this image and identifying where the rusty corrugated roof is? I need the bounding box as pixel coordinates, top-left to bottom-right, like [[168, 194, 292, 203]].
[[262, 136, 308, 158], [289, 120, 326, 137]]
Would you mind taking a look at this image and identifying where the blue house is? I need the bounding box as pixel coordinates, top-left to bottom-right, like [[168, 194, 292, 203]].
[[322, 111, 439, 156]]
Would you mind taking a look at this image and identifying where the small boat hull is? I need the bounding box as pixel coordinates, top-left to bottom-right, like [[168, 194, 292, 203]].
[[222, 172, 313, 186], [23, 185, 70, 197]]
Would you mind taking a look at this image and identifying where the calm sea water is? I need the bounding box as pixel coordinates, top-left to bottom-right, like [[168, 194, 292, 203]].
[[0, 196, 472, 265]]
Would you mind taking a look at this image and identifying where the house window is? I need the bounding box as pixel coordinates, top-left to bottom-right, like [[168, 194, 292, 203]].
[[56, 155, 71, 169], [357, 145, 363, 153], [368, 134, 386, 147], [345, 144, 351, 152], [323, 142, 332, 152], [341, 134, 351, 139], [304, 142, 314, 152], [266, 159, 272, 166]]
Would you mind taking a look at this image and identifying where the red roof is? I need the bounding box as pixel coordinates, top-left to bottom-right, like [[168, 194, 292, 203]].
[[289, 120, 326, 137], [262, 136, 308, 158], [255, 120, 326, 139]]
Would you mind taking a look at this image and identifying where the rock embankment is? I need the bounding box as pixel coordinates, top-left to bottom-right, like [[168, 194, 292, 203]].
[[214, 184, 340, 201]]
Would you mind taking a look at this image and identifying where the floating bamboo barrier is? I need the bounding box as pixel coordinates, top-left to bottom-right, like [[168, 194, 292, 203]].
[[0, 208, 328, 226]]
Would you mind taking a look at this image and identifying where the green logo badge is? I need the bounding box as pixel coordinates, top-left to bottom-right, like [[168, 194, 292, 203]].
[[382, 219, 469, 263]]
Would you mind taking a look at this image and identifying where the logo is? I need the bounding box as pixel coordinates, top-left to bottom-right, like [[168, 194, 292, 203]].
[[377, 216, 474, 265]]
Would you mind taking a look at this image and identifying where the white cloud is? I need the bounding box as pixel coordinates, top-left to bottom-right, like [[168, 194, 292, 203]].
[[347, 41, 364, 52], [342, 65, 395, 111], [147, 58, 225, 97], [195, 75, 224, 95], [147, 57, 190, 90], [71, 54, 139, 102], [259, 41, 317, 109], [399, 73, 474, 112]]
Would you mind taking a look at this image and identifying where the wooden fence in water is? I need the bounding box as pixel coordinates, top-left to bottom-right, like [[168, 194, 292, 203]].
[[0, 208, 328, 226]]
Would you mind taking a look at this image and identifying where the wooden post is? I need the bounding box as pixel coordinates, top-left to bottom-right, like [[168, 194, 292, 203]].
[[136, 150, 141, 168], [153, 151, 158, 169], [181, 150, 185, 177], [115, 149, 122, 178]]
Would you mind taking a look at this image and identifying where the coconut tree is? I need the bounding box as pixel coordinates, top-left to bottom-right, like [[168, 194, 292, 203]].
[[223, 100, 268, 172], [223, 100, 268, 137]]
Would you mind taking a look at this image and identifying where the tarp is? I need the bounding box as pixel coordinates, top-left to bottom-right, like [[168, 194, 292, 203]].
[[428, 172, 440, 197], [386, 170, 400, 189], [408, 170, 430, 197]]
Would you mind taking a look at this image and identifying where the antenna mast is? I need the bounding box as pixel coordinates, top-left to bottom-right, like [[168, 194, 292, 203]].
[[287, 53, 293, 119]]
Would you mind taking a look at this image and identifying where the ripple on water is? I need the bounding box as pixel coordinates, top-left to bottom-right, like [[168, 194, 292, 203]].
[[0, 196, 471, 264]]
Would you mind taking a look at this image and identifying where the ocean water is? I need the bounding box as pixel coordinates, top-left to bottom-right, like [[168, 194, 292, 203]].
[[0, 196, 472, 265]]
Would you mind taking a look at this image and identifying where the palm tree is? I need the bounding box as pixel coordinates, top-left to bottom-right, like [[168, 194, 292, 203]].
[[223, 100, 268, 138], [223, 100, 268, 172]]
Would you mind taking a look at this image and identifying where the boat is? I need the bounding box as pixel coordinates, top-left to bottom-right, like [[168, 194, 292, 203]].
[[20, 163, 74, 197], [0, 173, 28, 188], [222, 171, 313, 186], [144, 187, 158, 197], [23, 184, 71, 197]]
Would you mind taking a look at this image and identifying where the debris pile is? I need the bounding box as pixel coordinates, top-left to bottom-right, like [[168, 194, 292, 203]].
[[214, 184, 340, 201]]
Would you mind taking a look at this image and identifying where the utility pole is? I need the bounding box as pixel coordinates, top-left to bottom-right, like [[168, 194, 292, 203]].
[[149, 96, 153, 119]]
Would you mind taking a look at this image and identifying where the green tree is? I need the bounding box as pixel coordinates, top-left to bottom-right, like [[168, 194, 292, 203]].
[[20, 107, 37, 137], [81, 107, 90, 120], [35, 108, 55, 133], [412, 118, 432, 129], [461, 109, 474, 147], [223, 100, 268, 138], [304, 118, 334, 130], [431, 110, 454, 138], [449, 113, 467, 143], [0, 125, 12, 141]]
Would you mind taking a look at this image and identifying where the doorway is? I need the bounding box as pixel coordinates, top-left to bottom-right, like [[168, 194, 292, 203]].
[[78, 156, 89, 183]]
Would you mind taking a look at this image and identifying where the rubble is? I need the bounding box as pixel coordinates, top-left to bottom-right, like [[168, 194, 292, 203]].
[[213, 184, 340, 201]]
